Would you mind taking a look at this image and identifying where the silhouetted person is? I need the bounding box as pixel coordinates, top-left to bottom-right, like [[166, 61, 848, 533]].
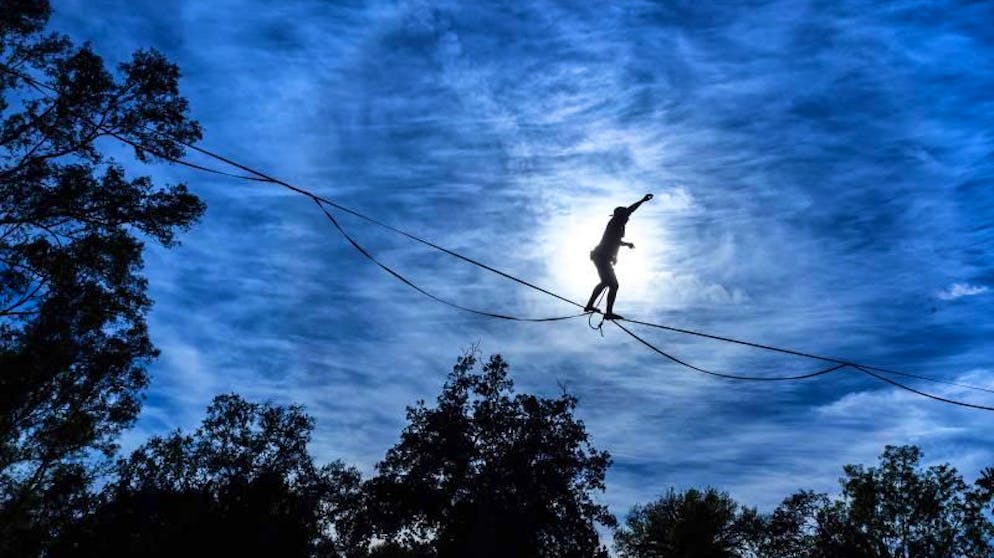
[[584, 193, 653, 320]]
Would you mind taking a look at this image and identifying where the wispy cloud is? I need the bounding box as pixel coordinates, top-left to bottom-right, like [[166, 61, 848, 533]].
[[937, 283, 989, 301]]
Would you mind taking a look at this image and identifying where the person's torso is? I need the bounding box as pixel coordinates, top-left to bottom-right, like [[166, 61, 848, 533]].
[[593, 216, 627, 259]]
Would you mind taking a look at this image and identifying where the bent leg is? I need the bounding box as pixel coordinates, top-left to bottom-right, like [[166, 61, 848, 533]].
[[585, 283, 606, 311]]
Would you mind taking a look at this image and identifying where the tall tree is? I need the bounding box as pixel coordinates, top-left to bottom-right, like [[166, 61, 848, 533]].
[[614, 487, 760, 558], [0, 0, 204, 549], [359, 352, 616, 558], [764, 446, 994, 558], [54, 394, 363, 558], [816, 445, 993, 557], [754, 490, 829, 558]]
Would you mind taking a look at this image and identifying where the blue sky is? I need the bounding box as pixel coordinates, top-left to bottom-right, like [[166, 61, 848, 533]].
[[53, 0, 993, 515]]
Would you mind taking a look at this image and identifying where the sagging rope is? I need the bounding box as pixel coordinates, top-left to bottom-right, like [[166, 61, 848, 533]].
[[5, 64, 993, 410], [313, 198, 586, 323]]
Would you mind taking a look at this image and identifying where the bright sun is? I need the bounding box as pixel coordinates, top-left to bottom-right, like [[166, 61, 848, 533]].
[[543, 206, 661, 307]]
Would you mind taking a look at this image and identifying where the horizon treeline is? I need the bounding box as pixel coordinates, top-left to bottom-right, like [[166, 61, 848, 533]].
[[2, 2, 992, 556], [9, 352, 994, 557]]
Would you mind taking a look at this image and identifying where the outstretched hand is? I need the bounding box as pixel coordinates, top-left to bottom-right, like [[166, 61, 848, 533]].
[[643, 193, 654, 202], [625, 242, 635, 249]]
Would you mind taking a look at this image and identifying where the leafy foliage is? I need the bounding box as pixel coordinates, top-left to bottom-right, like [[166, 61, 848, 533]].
[[0, 0, 204, 550], [803, 445, 994, 558], [619, 446, 994, 558], [615, 487, 760, 558], [754, 490, 829, 558], [55, 394, 363, 558], [358, 352, 615, 558]]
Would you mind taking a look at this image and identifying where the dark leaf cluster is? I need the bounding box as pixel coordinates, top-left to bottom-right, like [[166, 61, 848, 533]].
[[0, 0, 204, 551], [617, 445, 994, 558], [38, 354, 616, 558], [356, 352, 615, 558], [52, 394, 362, 558]]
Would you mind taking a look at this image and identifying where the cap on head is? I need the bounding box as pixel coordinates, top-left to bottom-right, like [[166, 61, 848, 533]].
[[613, 206, 628, 217]]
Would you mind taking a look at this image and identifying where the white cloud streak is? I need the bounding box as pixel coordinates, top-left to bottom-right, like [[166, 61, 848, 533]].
[[937, 283, 989, 301]]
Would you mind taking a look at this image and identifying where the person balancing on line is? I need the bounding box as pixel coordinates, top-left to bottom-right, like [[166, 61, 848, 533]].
[[584, 193, 654, 320]]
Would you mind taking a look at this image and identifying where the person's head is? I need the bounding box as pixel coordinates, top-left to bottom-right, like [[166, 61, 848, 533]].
[[613, 206, 629, 219]]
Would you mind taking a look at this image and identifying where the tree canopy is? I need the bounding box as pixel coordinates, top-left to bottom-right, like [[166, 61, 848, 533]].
[[0, 0, 204, 550], [359, 352, 615, 558], [618, 446, 994, 558], [615, 487, 760, 558], [805, 445, 994, 558], [36, 353, 620, 558], [55, 394, 362, 558]]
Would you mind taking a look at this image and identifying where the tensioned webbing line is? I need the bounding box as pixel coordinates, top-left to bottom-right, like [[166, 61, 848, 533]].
[[108, 131, 271, 183], [161, 144, 994, 407], [161, 136, 994, 404], [312, 198, 585, 323], [182, 141, 589, 312], [5, 65, 993, 408], [850, 365, 994, 412], [4, 67, 269, 184], [613, 321, 848, 381], [621, 317, 994, 396], [164, 141, 891, 384], [121, 134, 874, 382], [0, 64, 586, 323]]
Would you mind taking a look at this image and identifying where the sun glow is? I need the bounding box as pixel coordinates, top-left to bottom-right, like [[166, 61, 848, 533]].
[[543, 206, 663, 309]]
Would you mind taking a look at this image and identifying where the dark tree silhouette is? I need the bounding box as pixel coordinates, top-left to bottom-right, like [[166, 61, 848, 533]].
[[758, 445, 994, 558], [754, 490, 829, 558], [0, 0, 204, 550], [53, 394, 362, 558], [621, 448, 994, 558], [358, 352, 615, 558], [615, 487, 760, 558]]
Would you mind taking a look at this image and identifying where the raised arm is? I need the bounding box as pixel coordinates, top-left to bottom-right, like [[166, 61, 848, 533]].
[[626, 193, 654, 214]]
